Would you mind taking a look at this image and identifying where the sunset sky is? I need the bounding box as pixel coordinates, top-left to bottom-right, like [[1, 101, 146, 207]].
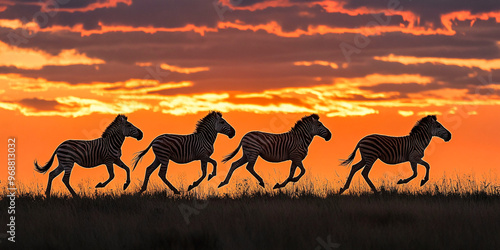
[[1, 0, 499, 195]]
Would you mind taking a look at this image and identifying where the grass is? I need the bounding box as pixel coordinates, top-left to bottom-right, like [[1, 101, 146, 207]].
[[1, 175, 500, 250]]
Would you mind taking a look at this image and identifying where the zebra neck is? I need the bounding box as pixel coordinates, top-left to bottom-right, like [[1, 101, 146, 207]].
[[410, 130, 432, 150], [197, 128, 217, 144], [291, 127, 313, 146], [104, 132, 126, 149]]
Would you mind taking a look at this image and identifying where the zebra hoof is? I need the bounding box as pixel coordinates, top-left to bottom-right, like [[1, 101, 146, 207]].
[[207, 174, 215, 181], [273, 183, 281, 189], [259, 182, 265, 188], [187, 185, 194, 191], [123, 182, 130, 190], [138, 188, 147, 195], [173, 190, 181, 195], [338, 188, 345, 194], [420, 179, 428, 186], [397, 179, 404, 184], [218, 182, 226, 188], [95, 182, 106, 188]]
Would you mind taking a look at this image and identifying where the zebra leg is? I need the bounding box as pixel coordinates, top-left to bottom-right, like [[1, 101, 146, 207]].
[[188, 161, 208, 191], [397, 162, 418, 185], [45, 164, 65, 197], [62, 168, 78, 198], [158, 161, 180, 195], [361, 163, 378, 193], [96, 163, 115, 188], [114, 158, 131, 190], [273, 162, 297, 189], [419, 160, 430, 186], [207, 158, 217, 181], [290, 161, 306, 182], [139, 158, 161, 194], [245, 160, 265, 188], [218, 156, 248, 188], [339, 160, 365, 194]]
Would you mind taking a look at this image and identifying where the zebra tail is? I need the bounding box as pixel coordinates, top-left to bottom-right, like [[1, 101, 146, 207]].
[[339, 143, 359, 166], [34, 147, 58, 174], [222, 141, 242, 164], [132, 142, 153, 171]]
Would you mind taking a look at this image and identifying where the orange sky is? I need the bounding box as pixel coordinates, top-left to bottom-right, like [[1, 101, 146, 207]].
[[1, 0, 500, 195], [1, 106, 499, 195]]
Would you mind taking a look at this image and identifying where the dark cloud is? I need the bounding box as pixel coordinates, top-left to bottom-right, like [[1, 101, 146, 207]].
[[0, 0, 499, 99], [2, 63, 147, 84], [227, 95, 310, 107], [42, 0, 219, 30], [468, 87, 500, 96], [58, 0, 111, 9], [360, 82, 444, 95], [333, 94, 401, 101], [18, 97, 60, 111], [229, 0, 269, 7], [224, 5, 407, 31], [344, 0, 500, 28], [3, 0, 499, 33]]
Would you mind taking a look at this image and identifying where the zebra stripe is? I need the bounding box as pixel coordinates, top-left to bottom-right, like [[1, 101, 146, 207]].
[[339, 115, 452, 194], [133, 111, 235, 194], [34, 114, 143, 197], [218, 114, 331, 189]]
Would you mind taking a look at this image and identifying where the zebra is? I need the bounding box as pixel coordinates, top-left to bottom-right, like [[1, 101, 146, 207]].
[[339, 115, 451, 194], [132, 111, 235, 194], [34, 114, 143, 197], [218, 114, 331, 189]]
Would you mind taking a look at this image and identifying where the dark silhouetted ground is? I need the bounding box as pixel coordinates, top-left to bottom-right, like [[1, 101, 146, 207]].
[[1, 181, 499, 250]]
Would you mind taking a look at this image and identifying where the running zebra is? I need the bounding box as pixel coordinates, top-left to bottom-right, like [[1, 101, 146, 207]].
[[34, 115, 143, 197], [133, 111, 235, 194], [218, 114, 331, 189], [339, 115, 451, 194]]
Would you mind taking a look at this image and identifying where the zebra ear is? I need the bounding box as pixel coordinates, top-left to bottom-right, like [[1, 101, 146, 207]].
[[430, 115, 437, 121]]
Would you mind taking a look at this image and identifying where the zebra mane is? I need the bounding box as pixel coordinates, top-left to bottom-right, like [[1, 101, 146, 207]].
[[102, 114, 127, 138], [290, 114, 319, 131], [409, 115, 437, 136], [194, 111, 221, 133]]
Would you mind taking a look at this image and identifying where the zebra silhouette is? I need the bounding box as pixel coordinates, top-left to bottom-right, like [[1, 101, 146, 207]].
[[133, 111, 235, 194], [34, 115, 143, 197], [218, 114, 331, 189], [339, 115, 451, 194]]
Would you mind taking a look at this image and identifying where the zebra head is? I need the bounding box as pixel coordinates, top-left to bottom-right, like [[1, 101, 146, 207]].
[[119, 115, 143, 140], [307, 114, 332, 141], [214, 112, 236, 138], [428, 115, 451, 142]]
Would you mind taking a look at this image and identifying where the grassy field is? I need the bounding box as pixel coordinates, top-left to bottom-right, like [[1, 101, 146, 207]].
[[1, 176, 500, 250]]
